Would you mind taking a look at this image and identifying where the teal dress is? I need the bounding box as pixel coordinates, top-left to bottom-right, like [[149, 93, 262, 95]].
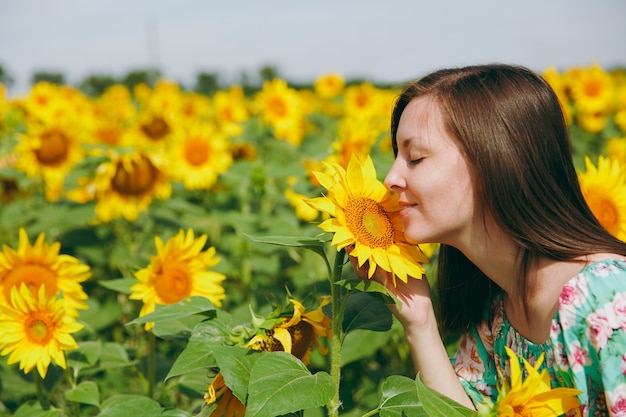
[[450, 259, 626, 416]]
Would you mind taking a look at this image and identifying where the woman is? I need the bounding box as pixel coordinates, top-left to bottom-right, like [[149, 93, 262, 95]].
[[354, 64, 626, 415]]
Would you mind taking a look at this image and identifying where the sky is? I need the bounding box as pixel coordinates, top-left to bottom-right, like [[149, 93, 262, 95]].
[[1, 0, 625, 97]]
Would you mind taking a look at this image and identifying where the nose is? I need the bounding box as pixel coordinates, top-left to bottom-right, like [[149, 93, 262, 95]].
[[384, 158, 405, 191]]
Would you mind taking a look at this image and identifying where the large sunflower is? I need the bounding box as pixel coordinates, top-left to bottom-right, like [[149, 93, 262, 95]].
[[578, 155, 626, 241], [0, 284, 83, 378], [306, 155, 428, 286], [478, 347, 581, 417], [0, 228, 90, 318], [129, 229, 226, 329], [204, 297, 331, 416]]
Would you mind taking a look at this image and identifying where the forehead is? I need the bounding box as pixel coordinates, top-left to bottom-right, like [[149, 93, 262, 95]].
[[396, 96, 447, 147]]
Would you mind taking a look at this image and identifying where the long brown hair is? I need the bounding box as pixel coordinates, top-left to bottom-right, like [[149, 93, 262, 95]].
[[390, 64, 626, 335]]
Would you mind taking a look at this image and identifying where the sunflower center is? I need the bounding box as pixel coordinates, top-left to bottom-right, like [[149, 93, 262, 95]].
[[584, 80, 601, 98], [111, 155, 157, 196], [35, 129, 70, 166], [24, 314, 54, 345], [153, 262, 192, 304], [184, 137, 210, 166], [587, 196, 618, 233], [95, 126, 122, 146], [288, 321, 315, 360], [268, 97, 287, 117], [141, 116, 171, 141], [512, 405, 533, 417], [345, 196, 394, 249], [3, 265, 59, 302]]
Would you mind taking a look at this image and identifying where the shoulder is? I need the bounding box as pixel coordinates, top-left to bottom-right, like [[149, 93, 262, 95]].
[[557, 257, 626, 349]]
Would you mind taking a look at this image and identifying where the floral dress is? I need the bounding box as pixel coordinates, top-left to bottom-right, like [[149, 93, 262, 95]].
[[450, 259, 626, 416]]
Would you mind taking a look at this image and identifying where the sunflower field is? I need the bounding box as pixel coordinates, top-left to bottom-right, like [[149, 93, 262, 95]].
[[0, 63, 625, 417]]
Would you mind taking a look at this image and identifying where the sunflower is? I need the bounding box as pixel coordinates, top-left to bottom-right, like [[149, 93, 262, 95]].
[[170, 122, 233, 190], [13, 113, 86, 201], [0, 284, 83, 378], [93, 149, 172, 222], [204, 297, 331, 416], [0, 228, 90, 318], [478, 347, 581, 417], [254, 79, 306, 145], [213, 86, 251, 138], [578, 155, 626, 241], [569, 63, 614, 115], [314, 73, 345, 99], [306, 155, 428, 286], [204, 371, 246, 417], [326, 117, 380, 169], [246, 297, 331, 364], [129, 229, 226, 329]]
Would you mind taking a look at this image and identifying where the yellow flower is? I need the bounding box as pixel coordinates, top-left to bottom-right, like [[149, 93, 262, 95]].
[[213, 86, 251, 138], [204, 371, 246, 417], [254, 78, 306, 145], [284, 187, 319, 222], [246, 297, 331, 364], [606, 137, 626, 165], [0, 228, 90, 318], [204, 297, 331, 416], [93, 150, 172, 222], [170, 122, 233, 190], [129, 229, 226, 329], [570, 63, 614, 114], [307, 155, 428, 286], [314, 73, 345, 99], [578, 155, 626, 241], [0, 284, 83, 378], [13, 115, 86, 202], [485, 347, 581, 417]]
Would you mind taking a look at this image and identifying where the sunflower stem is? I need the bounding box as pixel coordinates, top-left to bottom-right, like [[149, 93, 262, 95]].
[[63, 360, 80, 417], [34, 371, 50, 411], [327, 248, 346, 417], [148, 331, 157, 398]]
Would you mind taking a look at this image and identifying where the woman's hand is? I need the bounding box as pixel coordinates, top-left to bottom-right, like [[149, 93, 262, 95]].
[[346, 245, 436, 331]]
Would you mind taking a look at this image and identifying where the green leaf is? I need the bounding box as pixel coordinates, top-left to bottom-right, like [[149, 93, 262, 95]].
[[97, 395, 162, 417], [12, 402, 65, 417], [151, 314, 207, 340], [340, 329, 392, 366], [127, 296, 216, 325], [336, 278, 397, 304], [415, 373, 476, 417], [64, 380, 100, 407], [98, 278, 137, 294], [66, 341, 102, 372], [378, 375, 426, 417], [99, 342, 131, 369], [159, 409, 192, 417], [243, 233, 328, 261], [245, 352, 335, 417], [211, 346, 264, 403], [166, 320, 231, 379], [342, 291, 393, 333]]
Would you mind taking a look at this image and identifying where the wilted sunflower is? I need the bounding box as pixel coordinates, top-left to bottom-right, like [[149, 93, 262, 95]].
[[0, 228, 90, 318], [477, 347, 581, 417], [204, 297, 331, 416], [306, 155, 428, 286], [129, 229, 226, 329], [0, 284, 83, 378], [578, 155, 626, 241]]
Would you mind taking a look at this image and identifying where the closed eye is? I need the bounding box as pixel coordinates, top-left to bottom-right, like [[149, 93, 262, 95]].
[[410, 157, 425, 165]]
